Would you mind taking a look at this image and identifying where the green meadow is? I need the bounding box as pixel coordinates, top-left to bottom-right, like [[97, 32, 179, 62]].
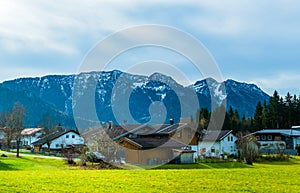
[[0, 154, 300, 193]]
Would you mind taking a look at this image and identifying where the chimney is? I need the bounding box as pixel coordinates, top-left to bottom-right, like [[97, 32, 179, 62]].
[[169, 118, 174, 125], [108, 121, 113, 129]]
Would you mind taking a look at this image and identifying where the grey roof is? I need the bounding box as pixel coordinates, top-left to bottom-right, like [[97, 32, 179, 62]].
[[253, 129, 300, 137], [200, 130, 233, 141], [155, 123, 188, 134], [114, 123, 191, 141], [125, 137, 186, 149], [32, 129, 81, 146], [113, 124, 153, 141]]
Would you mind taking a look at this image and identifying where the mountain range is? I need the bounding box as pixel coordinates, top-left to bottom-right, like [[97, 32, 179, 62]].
[[0, 70, 270, 128]]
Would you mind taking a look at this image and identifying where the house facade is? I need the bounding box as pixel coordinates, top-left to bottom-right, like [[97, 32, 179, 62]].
[[252, 129, 300, 155], [198, 130, 237, 158], [118, 136, 186, 165], [32, 129, 84, 152]]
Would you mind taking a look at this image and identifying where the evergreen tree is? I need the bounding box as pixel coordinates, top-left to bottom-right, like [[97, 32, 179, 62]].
[[296, 95, 300, 126], [291, 95, 298, 126], [285, 92, 293, 128], [198, 108, 210, 130], [254, 101, 263, 131], [269, 91, 280, 128], [278, 97, 285, 128], [262, 100, 268, 129]]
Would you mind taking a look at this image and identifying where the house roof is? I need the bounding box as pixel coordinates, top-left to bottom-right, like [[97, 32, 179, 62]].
[[113, 122, 197, 141], [252, 129, 300, 137], [124, 137, 186, 149], [21, 128, 43, 136], [32, 129, 81, 146], [173, 149, 196, 153], [155, 123, 189, 134], [200, 130, 233, 141]]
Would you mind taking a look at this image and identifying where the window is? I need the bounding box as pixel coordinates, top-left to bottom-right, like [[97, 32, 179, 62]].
[[231, 136, 233, 141], [187, 129, 192, 139], [177, 131, 182, 139], [72, 135, 75, 139], [200, 148, 206, 155], [256, 136, 260, 140], [211, 147, 215, 153], [261, 135, 266, 140], [228, 136, 230, 141], [267, 135, 272, 141], [66, 135, 69, 139], [56, 144, 59, 148]]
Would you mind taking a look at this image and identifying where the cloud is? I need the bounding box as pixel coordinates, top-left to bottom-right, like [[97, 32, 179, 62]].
[[1, 0, 300, 54], [0, 0, 138, 54], [252, 73, 300, 95]]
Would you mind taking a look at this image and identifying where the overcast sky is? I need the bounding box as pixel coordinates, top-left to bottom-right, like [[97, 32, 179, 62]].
[[0, 0, 300, 96]]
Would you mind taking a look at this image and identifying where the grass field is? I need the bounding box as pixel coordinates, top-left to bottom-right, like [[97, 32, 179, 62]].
[[0, 153, 300, 193]]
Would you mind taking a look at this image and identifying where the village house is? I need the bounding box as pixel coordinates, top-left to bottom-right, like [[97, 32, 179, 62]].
[[252, 129, 300, 155], [198, 130, 237, 158], [21, 128, 44, 148], [32, 129, 84, 153], [113, 120, 200, 165]]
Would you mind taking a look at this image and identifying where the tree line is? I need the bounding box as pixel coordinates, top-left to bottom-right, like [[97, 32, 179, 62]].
[[198, 90, 300, 133]]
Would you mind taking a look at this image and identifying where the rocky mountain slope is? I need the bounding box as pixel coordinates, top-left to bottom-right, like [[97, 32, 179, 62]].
[[0, 70, 269, 128]]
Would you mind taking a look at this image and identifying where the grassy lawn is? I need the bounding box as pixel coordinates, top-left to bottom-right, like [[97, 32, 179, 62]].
[[0, 154, 299, 192]]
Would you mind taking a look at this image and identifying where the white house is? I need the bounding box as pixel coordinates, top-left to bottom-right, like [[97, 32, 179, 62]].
[[21, 128, 44, 147], [32, 129, 84, 152], [198, 130, 237, 157], [252, 129, 300, 155]]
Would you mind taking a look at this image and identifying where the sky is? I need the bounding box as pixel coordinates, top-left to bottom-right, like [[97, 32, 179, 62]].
[[0, 0, 300, 96]]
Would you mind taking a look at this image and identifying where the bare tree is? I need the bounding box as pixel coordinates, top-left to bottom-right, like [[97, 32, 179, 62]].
[[82, 123, 122, 163], [0, 103, 26, 157], [11, 102, 26, 158], [39, 114, 58, 152], [236, 132, 260, 165], [0, 112, 13, 150]]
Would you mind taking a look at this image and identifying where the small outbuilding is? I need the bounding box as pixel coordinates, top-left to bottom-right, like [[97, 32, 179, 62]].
[[173, 148, 196, 164]]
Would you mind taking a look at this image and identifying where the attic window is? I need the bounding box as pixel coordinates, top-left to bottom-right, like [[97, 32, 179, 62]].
[[66, 135, 69, 139], [177, 131, 182, 139], [72, 135, 75, 139], [188, 129, 192, 139], [267, 135, 272, 141]]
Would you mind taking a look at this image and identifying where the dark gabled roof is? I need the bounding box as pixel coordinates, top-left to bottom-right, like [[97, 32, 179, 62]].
[[173, 149, 196, 153], [125, 137, 186, 149], [32, 129, 81, 146], [114, 123, 198, 141], [200, 130, 233, 141], [113, 124, 156, 141], [155, 123, 188, 134]]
